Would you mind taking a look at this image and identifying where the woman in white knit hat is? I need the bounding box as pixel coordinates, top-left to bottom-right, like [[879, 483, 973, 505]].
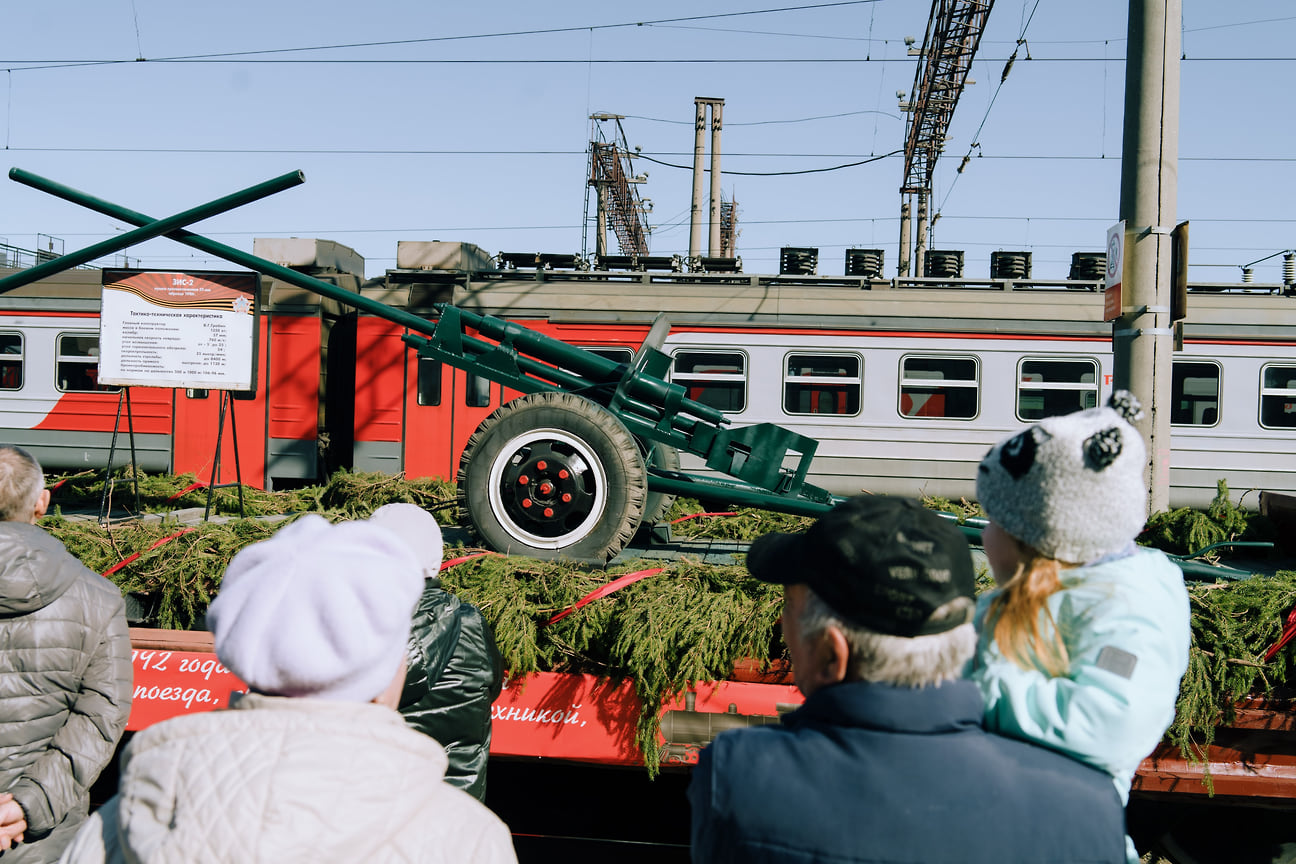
[[970, 391, 1191, 864], [60, 515, 517, 864]]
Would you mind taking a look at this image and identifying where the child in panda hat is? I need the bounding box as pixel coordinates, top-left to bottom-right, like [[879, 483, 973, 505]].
[[971, 391, 1191, 862]]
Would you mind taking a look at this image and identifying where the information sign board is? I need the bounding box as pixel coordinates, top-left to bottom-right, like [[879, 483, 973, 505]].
[[98, 270, 259, 390]]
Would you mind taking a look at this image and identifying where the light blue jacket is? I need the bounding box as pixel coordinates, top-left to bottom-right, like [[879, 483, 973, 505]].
[[971, 545, 1191, 804]]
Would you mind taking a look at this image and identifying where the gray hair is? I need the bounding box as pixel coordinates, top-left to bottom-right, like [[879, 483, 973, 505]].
[[0, 446, 44, 522], [798, 587, 976, 688]]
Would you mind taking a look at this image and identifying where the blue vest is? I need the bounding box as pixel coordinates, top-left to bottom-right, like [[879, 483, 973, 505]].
[[689, 679, 1126, 864]]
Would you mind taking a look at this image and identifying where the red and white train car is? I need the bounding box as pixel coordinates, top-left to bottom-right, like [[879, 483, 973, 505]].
[[0, 238, 363, 490], [362, 241, 1296, 510], [5, 238, 1295, 511]]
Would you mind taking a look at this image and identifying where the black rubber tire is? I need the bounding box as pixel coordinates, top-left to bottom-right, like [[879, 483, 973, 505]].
[[456, 392, 646, 563], [638, 439, 681, 527]]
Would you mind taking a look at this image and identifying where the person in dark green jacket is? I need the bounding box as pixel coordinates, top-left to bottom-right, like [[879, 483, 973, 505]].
[[367, 504, 503, 801]]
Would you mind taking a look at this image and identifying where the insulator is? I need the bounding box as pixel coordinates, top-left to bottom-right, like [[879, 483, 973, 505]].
[[1242, 267, 1254, 283], [845, 248, 885, 278], [924, 250, 964, 278], [1284, 252, 1295, 286], [1069, 252, 1106, 282], [990, 251, 1031, 280]]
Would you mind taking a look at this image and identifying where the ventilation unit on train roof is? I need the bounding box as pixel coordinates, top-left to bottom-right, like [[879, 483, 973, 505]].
[[395, 241, 494, 272], [253, 237, 364, 276], [924, 249, 964, 278], [694, 255, 741, 273], [780, 247, 818, 275], [844, 248, 885, 279], [1069, 251, 1107, 282], [990, 250, 1032, 280]]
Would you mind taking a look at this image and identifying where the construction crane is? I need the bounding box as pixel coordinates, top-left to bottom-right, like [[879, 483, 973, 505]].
[[897, 0, 995, 277], [584, 114, 651, 262]]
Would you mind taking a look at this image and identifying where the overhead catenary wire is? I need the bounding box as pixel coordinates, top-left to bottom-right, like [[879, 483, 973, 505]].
[[934, 0, 1044, 221]]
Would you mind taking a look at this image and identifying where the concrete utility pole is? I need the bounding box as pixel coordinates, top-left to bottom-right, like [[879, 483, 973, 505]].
[[689, 100, 707, 261], [689, 97, 725, 262], [708, 101, 724, 257], [1115, 0, 1180, 513]]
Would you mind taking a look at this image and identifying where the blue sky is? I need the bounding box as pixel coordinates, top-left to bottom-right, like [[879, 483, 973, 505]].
[[2, 1, 1292, 282]]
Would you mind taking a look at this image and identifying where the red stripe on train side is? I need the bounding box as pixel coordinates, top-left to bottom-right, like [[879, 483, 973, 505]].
[[666, 325, 1293, 347], [34, 389, 173, 435], [669, 326, 1109, 342]]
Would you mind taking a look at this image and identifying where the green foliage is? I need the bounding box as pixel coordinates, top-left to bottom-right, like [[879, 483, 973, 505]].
[[1170, 572, 1296, 767], [441, 555, 784, 774], [43, 468, 459, 630], [1142, 480, 1274, 558], [663, 497, 813, 541], [42, 470, 1296, 777]]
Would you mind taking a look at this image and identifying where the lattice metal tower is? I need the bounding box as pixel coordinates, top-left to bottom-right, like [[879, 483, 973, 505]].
[[897, 0, 995, 276], [583, 114, 650, 260], [719, 198, 739, 259]]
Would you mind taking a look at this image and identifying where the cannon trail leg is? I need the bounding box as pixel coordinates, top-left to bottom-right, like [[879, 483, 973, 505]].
[[638, 439, 681, 528]]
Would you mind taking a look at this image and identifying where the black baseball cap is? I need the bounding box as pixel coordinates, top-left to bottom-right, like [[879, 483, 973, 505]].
[[746, 496, 976, 637]]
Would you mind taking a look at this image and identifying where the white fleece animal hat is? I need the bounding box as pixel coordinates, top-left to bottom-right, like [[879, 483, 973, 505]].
[[208, 514, 423, 702], [976, 391, 1149, 563], [366, 503, 444, 579]]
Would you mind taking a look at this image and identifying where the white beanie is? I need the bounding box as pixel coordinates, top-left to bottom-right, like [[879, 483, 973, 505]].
[[208, 514, 423, 702], [976, 391, 1149, 563], [366, 503, 444, 579]]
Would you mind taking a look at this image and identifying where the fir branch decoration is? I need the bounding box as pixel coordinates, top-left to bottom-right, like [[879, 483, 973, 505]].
[[1169, 570, 1296, 761], [1142, 480, 1273, 558], [39, 469, 1296, 779]]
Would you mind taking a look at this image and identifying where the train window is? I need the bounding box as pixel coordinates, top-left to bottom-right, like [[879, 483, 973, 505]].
[[0, 332, 22, 391], [783, 353, 861, 416], [1259, 364, 1296, 429], [417, 357, 442, 407], [899, 355, 978, 419], [586, 347, 633, 365], [1171, 361, 1221, 426], [465, 372, 492, 408], [55, 333, 117, 394], [553, 347, 634, 383], [1016, 358, 1099, 421], [672, 350, 746, 413]]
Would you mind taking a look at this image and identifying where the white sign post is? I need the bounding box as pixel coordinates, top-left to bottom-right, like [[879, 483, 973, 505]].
[[1103, 221, 1125, 322]]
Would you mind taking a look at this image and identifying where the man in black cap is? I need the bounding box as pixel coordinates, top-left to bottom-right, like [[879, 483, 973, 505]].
[[687, 496, 1127, 864]]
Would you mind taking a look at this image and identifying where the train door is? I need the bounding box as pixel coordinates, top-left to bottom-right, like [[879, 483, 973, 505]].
[[170, 311, 269, 489], [352, 311, 409, 476]]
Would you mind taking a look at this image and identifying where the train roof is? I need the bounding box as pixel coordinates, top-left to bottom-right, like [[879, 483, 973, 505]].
[[369, 266, 1296, 343]]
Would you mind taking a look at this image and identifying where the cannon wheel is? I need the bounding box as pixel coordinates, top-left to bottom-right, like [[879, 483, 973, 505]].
[[457, 392, 646, 563], [638, 439, 681, 528]]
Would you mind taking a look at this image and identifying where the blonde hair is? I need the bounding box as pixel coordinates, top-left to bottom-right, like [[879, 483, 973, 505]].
[[986, 535, 1070, 678]]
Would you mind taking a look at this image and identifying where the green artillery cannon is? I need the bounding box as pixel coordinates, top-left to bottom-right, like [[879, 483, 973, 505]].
[[0, 169, 839, 562]]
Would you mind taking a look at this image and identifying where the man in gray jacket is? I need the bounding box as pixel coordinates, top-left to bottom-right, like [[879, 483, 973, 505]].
[[0, 445, 132, 861]]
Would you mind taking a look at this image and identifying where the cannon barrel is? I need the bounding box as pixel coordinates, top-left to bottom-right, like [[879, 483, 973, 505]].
[[441, 303, 728, 428], [6, 169, 440, 337], [0, 169, 307, 296]]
